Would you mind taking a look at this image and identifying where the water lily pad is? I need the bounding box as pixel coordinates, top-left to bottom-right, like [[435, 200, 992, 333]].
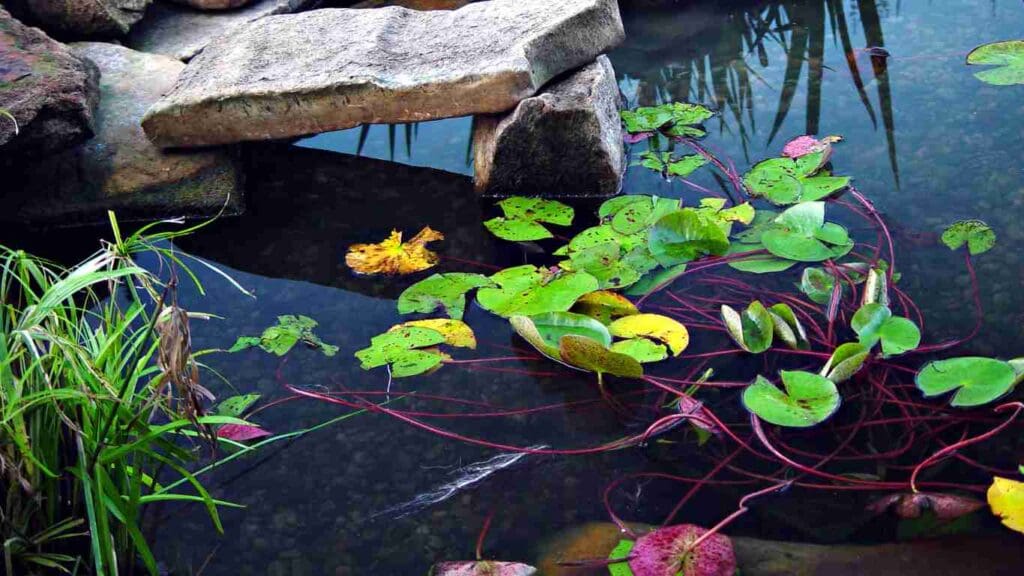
[[561, 241, 643, 290], [571, 290, 639, 325], [628, 524, 736, 576], [721, 301, 773, 354], [216, 394, 261, 417], [345, 226, 444, 275], [558, 335, 643, 380], [355, 326, 445, 378], [693, 198, 756, 229], [725, 243, 795, 274], [743, 155, 849, 205], [743, 371, 841, 428], [940, 220, 996, 255], [648, 209, 730, 267], [477, 265, 599, 318], [849, 303, 919, 357], [916, 356, 1018, 407], [768, 303, 808, 350], [600, 195, 681, 235], [610, 338, 669, 363], [820, 342, 869, 383], [484, 197, 574, 241], [761, 202, 852, 262], [229, 315, 338, 357], [430, 561, 537, 576], [607, 539, 635, 576], [621, 102, 714, 138], [608, 314, 690, 356], [799, 267, 837, 304], [625, 263, 689, 296], [639, 151, 709, 178], [966, 40, 1024, 85], [398, 273, 496, 320], [987, 476, 1024, 534], [391, 319, 476, 349], [512, 312, 611, 353]]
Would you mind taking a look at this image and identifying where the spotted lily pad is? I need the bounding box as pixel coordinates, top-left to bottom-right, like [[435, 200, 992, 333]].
[[390, 319, 477, 349], [430, 561, 537, 576], [940, 220, 996, 255], [820, 342, 869, 383], [620, 102, 715, 138], [397, 273, 496, 320], [476, 265, 599, 318], [760, 202, 853, 262], [648, 209, 731, 267], [560, 241, 644, 290], [851, 303, 920, 357], [229, 315, 338, 357], [743, 154, 849, 205], [628, 524, 737, 576], [639, 151, 710, 178], [608, 314, 690, 356], [599, 195, 682, 235], [743, 371, 841, 428], [915, 356, 1018, 407], [484, 197, 574, 241], [216, 394, 261, 417], [571, 290, 639, 325], [354, 326, 445, 378], [345, 226, 444, 275], [966, 40, 1024, 85], [558, 335, 643, 380], [720, 301, 774, 354]]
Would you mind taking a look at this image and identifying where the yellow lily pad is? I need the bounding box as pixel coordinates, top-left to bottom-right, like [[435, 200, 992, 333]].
[[571, 290, 639, 325], [345, 226, 444, 275], [607, 314, 690, 356], [390, 319, 476, 349], [988, 476, 1024, 534]]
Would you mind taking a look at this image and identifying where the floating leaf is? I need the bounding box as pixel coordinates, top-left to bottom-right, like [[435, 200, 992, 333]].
[[625, 263, 689, 296], [721, 301, 773, 354], [725, 243, 795, 274], [571, 290, 639, 325], [966, 40, 1024, 85], [768, 303, 808, 350], [558, 335, 643, 380], [782, 134, 842, 160], [820, 342, 869, 383], [940, 220, 996, 255], [230, 315, 338, 357], [600, 195, 681, 235], [397, 273, 495, 320], [868, 492, 984, 520], [216, 424, 272, 442], [916, 357, 1018, 407], [216, 394, 261, 417], [628, 524, 736, 576], [484, 197, 574, 241], [391, 319, 476, 349], [799, 267, 837, 304], [607, 539, 635, 576], [621, 102, 714, 138], [608, 314, 690, 356], [561, 241, 643, 290], [355, 326, 445, 378], [693, 198, 756, 229], [512, 312, 611, 352], [476, 265, 598, 318], [345, 226, 444, 275], [987, 476, 1024, 534], [742, 371, 841, 428], [743, 155, 849, 205], [639, 151, 709, 178], [430, 561, 537, 576], [761, 202, 853, 262], [648, 209, 730, 267], [610, 338, 669, 363]]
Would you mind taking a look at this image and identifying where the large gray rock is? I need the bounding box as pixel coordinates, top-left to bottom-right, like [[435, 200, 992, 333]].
[[472, 55, 623, 197], [168, 0, 256, 9], [141, 0, 625, 148], [127, 0, 318, 61], [5, 42, 242, 225], [15, 0, 151, 37], [0, 8, 99, 156]]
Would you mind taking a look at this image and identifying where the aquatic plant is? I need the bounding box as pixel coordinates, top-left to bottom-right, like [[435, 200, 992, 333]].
[[230, 314, 338, 356], [967, 40, 1024, 85], [483, 197, 574, 241], [345, 226, 444, 275]]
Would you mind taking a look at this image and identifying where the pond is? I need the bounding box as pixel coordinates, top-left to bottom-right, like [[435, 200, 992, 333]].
[[9, 0, 1024, 574]]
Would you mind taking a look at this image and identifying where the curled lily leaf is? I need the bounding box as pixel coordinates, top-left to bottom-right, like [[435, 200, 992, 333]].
[[851, 303, 920, 357], [571, 290, 639, 325], [820, 342, 869, 383], [768, 303, 808, 350], [721, 301, 773, 354], [558, 335, 643, 380]]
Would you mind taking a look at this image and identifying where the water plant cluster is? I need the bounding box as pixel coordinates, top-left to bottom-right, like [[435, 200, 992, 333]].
[[309, 100, 1024, 574]]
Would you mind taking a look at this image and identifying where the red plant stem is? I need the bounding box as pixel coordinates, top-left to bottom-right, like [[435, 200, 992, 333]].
[[475, 511, 494, 561]]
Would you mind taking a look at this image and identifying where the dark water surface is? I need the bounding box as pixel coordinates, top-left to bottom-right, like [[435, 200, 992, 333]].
[[15, 0, 1024, 574]]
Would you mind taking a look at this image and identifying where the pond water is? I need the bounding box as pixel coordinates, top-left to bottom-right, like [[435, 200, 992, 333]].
[[11, 0, 1024, 574]]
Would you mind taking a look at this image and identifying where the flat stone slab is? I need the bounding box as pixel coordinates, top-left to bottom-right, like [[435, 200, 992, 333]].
[[5, 42, 241, 225], [13, 0, 150, 37], [127, 0, 317, 61], [0, 8, 99, 156], [473, 55, 624, 197], [141, 0, 625, 148]]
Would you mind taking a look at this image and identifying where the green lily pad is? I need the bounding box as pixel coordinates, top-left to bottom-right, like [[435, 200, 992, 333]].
[[761, 202, 853, 262], [800, 267, 838, 304], [769, 303, 808, 350], [743, 371, 841, 428], [216, 394, 261, 417], [851, 303, 920, 357], [743, 156, 849, 205], [599, 195, 681, 235], [558, 335, 644, 380], [397, 273, 495, 320], [561, 241, 643, 290], [820, 342, 869, 383], [916, 357, 1018, 407], [484, 197, 574, 241], [624, 262, 688, 296], [648, 209, 730, 267], [721, 301, 774, 354], [355, 326, 445, 378], [229, 315, 338, 357], [476, 265, 598, 318], [571, 290, 639, 325], [639, 151, 709, 178], [940, 220, 996, 255], [610, 338, 669, 363], [607, 539, 635, 576], [726, 242, 796, 274], [512, 312, 612, 354], [621, 102, 714, 137], [966, 40, 1024, 85]]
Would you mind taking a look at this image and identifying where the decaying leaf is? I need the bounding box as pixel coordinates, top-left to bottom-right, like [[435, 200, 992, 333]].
[[559, 335, 644, 380], [628, 524, 736, 576], [608, 314, 690, 356], [345, 226, 444, 275], [229, 315, 338, 357], [868, 492, 984, 520], [216, 423, 272, 442], [355, 326, 446, 378], [390, 319, 477, 349], [430, 561, 537, 576], [571, 290, 639, 325], [988, 476, 1024, 534]]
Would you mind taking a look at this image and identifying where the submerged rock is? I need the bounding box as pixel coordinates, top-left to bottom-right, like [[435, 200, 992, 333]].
[[4, 42, 241, 225], [141, 0, 625, 148], [472, 56, 624, 197], [127, 0, 318, 61], [168, 0, 256, 9], [13, 0, 151, 37], [0, 8, 99, 155]]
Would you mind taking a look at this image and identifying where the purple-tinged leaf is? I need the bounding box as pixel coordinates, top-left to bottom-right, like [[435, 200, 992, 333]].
[[430, 561, 536, 575], [216, 423, 272, 442], [624, 132, 653, 144], [629, 524, 736, 576], [867, 492, 984, 520]]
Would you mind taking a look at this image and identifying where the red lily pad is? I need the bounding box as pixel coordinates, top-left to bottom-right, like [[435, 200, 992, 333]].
[[629, 524, 736, 576], [866, 492, 984, 520], [430, 561, 536, 575], [216, 423, 272, 442]]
